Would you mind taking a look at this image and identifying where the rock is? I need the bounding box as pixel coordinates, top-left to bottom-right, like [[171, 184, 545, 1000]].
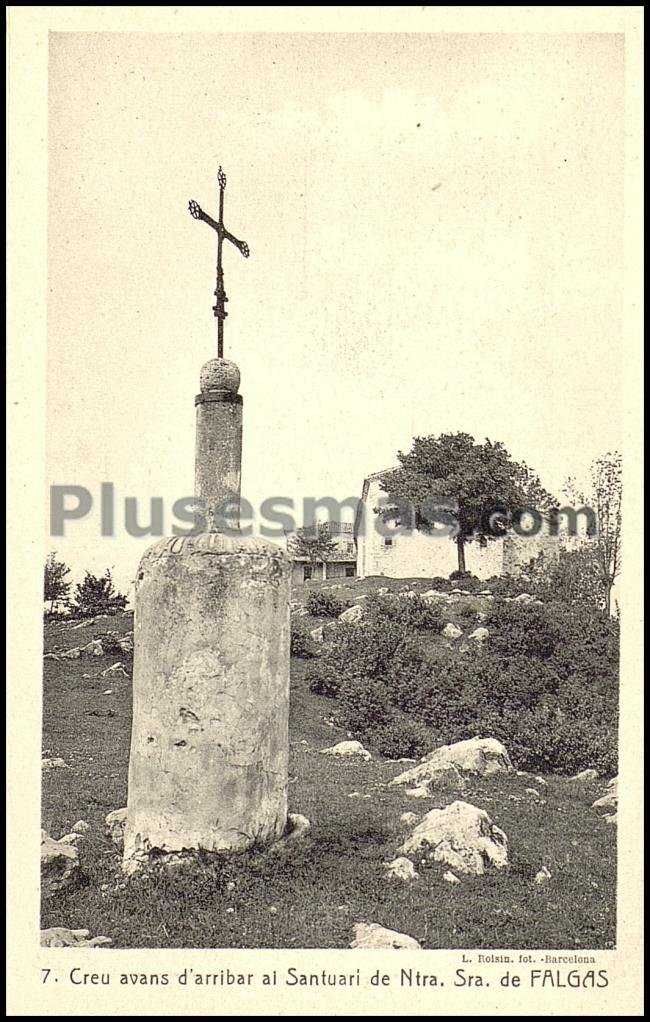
[[105, 807, 128, 849], [351, 922, 421, 950], [443, 870, 461, 884], [80, 639, 104, 656], [338, 605, 364, 625], [468, 626, 489, 642], [40, 927, 112, 948], [309, 626, 324, 643], [391, 737, 513, 791], [41, 831, 81, 895], [514, 593, 535, 603], [398, 800, 509, 876], [101, 661, 128, 677], [405, 786, 433, 799], [320, 740, 371, 761], [285, 812, 311, 844], [385, 857, 418, 881], [43, 653, 60, 661], [535, 865, 551, 884], [525, 788, 540, 798], [442, 622, 462, 640], [118, 633, 134, 653], [400, 812, 420, 826], [58, 647, 81, 660], [592, 777, 618, 813], [41, 757, 67, 771], [58, 832, 81, 846], [571, 768, 599, 782], [72, 819, 91, 833]]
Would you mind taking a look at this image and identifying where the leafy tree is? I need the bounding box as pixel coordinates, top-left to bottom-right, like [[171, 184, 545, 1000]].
[[565, 451, 622, 615], [380, 432, 555, 573], [289, 524, 337, 568], [71, 569, 128, 619], [43, 551, 71, 614]]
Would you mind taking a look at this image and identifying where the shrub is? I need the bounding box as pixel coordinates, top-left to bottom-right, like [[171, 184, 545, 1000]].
[[305, 659, 340, 697], [306, 591, 349, 619], [365, 716, 432, 760], [338, 675, 392, 731], [290, 619, 316, 659], [449, 570, 480, 589]]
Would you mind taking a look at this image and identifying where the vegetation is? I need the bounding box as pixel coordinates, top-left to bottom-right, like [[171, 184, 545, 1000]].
[[380, 432, 556, 573], [289, 524, 337, 569], [565, 451, 622, 615], [44, 551, 72, 615], [71, 569, 128, 619], [42, 610, 615, 949]]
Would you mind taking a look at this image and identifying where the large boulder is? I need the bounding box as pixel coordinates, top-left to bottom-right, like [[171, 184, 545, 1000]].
[[398, 800, 509, 876], [351, 922, 421, 949], [390, 737, 513, 791], [41, 831, 82, 895], [384, 857, 418, 881], [320, 740, 371, 761], [468, 626, 489, 643]]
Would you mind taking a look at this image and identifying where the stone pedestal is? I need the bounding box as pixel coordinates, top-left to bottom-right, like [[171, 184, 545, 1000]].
[[123, 532, 290, 869], [195, 359, 242, 530]]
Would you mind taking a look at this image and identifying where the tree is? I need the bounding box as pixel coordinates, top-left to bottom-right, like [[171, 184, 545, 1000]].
[[289, 524, 337, 569], [565, 451, 622, 615], [380, 432, 556, 574], [532, 546, 608, 611], [43, 551, 71, 614], [71, 569, 128, 619]]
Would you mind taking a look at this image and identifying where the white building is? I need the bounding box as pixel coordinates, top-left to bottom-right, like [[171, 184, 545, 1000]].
[[354, 469, 565, 581]]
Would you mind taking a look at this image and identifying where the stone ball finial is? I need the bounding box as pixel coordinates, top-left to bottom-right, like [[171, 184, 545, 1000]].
[[200, 358, 240, 395]]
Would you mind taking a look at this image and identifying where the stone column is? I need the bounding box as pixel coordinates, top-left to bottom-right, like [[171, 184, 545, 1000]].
[[195, 358, 243, 530], [123, 358, 291, 872]]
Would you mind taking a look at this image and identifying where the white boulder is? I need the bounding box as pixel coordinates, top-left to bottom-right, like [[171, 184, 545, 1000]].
[[320, 740, 371, 761], [42, 757, 67, 771], [468, 626, 489, 643], [384, 857, 418, 881], [571, 768, 599, 783], [592, 776, 618, 813], [41, 831, 82, 895], [390, 737, 513, 791], [40, 927, 112, 948], [339, 605, 364, 625], [442, 622, 462, 640], [351, 922, 421, 950], [398, 800, 509, 876], [105, 807, 128, 849]]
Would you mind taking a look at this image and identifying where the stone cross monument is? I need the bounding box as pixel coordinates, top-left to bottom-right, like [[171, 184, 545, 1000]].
[[122, 168, 291, 872]]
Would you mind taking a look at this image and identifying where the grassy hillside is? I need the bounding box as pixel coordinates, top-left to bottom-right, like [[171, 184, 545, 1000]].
[[41, 601, 616, 950]]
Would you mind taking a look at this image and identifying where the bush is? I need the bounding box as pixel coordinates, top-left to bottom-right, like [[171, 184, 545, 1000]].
[[365, 716, 432, 759], [305, 659, 340, 698], [306, 591, 349, 619], [290, 619, 316, 659], [338, 675, 392, 731]]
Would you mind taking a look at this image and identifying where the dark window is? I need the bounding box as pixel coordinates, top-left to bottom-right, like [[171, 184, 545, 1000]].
[[303, 565, 312, 580], [345, 565, 355, 577]]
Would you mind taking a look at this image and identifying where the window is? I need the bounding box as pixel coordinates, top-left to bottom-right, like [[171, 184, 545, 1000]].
[[303, 565, 312, 580], [384, 537, 393, 548], [345, 565, 355, 578]]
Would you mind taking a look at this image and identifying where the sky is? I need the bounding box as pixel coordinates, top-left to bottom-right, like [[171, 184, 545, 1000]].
[[46, 31, 625, 597]]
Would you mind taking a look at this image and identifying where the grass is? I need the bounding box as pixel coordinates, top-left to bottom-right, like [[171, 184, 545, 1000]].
[[42, 598, 616, 950]]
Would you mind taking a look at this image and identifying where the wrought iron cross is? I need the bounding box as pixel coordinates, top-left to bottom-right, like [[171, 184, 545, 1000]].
[[188, 167, 250, 358]]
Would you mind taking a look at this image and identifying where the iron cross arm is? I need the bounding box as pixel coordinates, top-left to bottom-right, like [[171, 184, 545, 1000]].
[[188, 201, 250, 259], [188, 167, 250, 358]]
